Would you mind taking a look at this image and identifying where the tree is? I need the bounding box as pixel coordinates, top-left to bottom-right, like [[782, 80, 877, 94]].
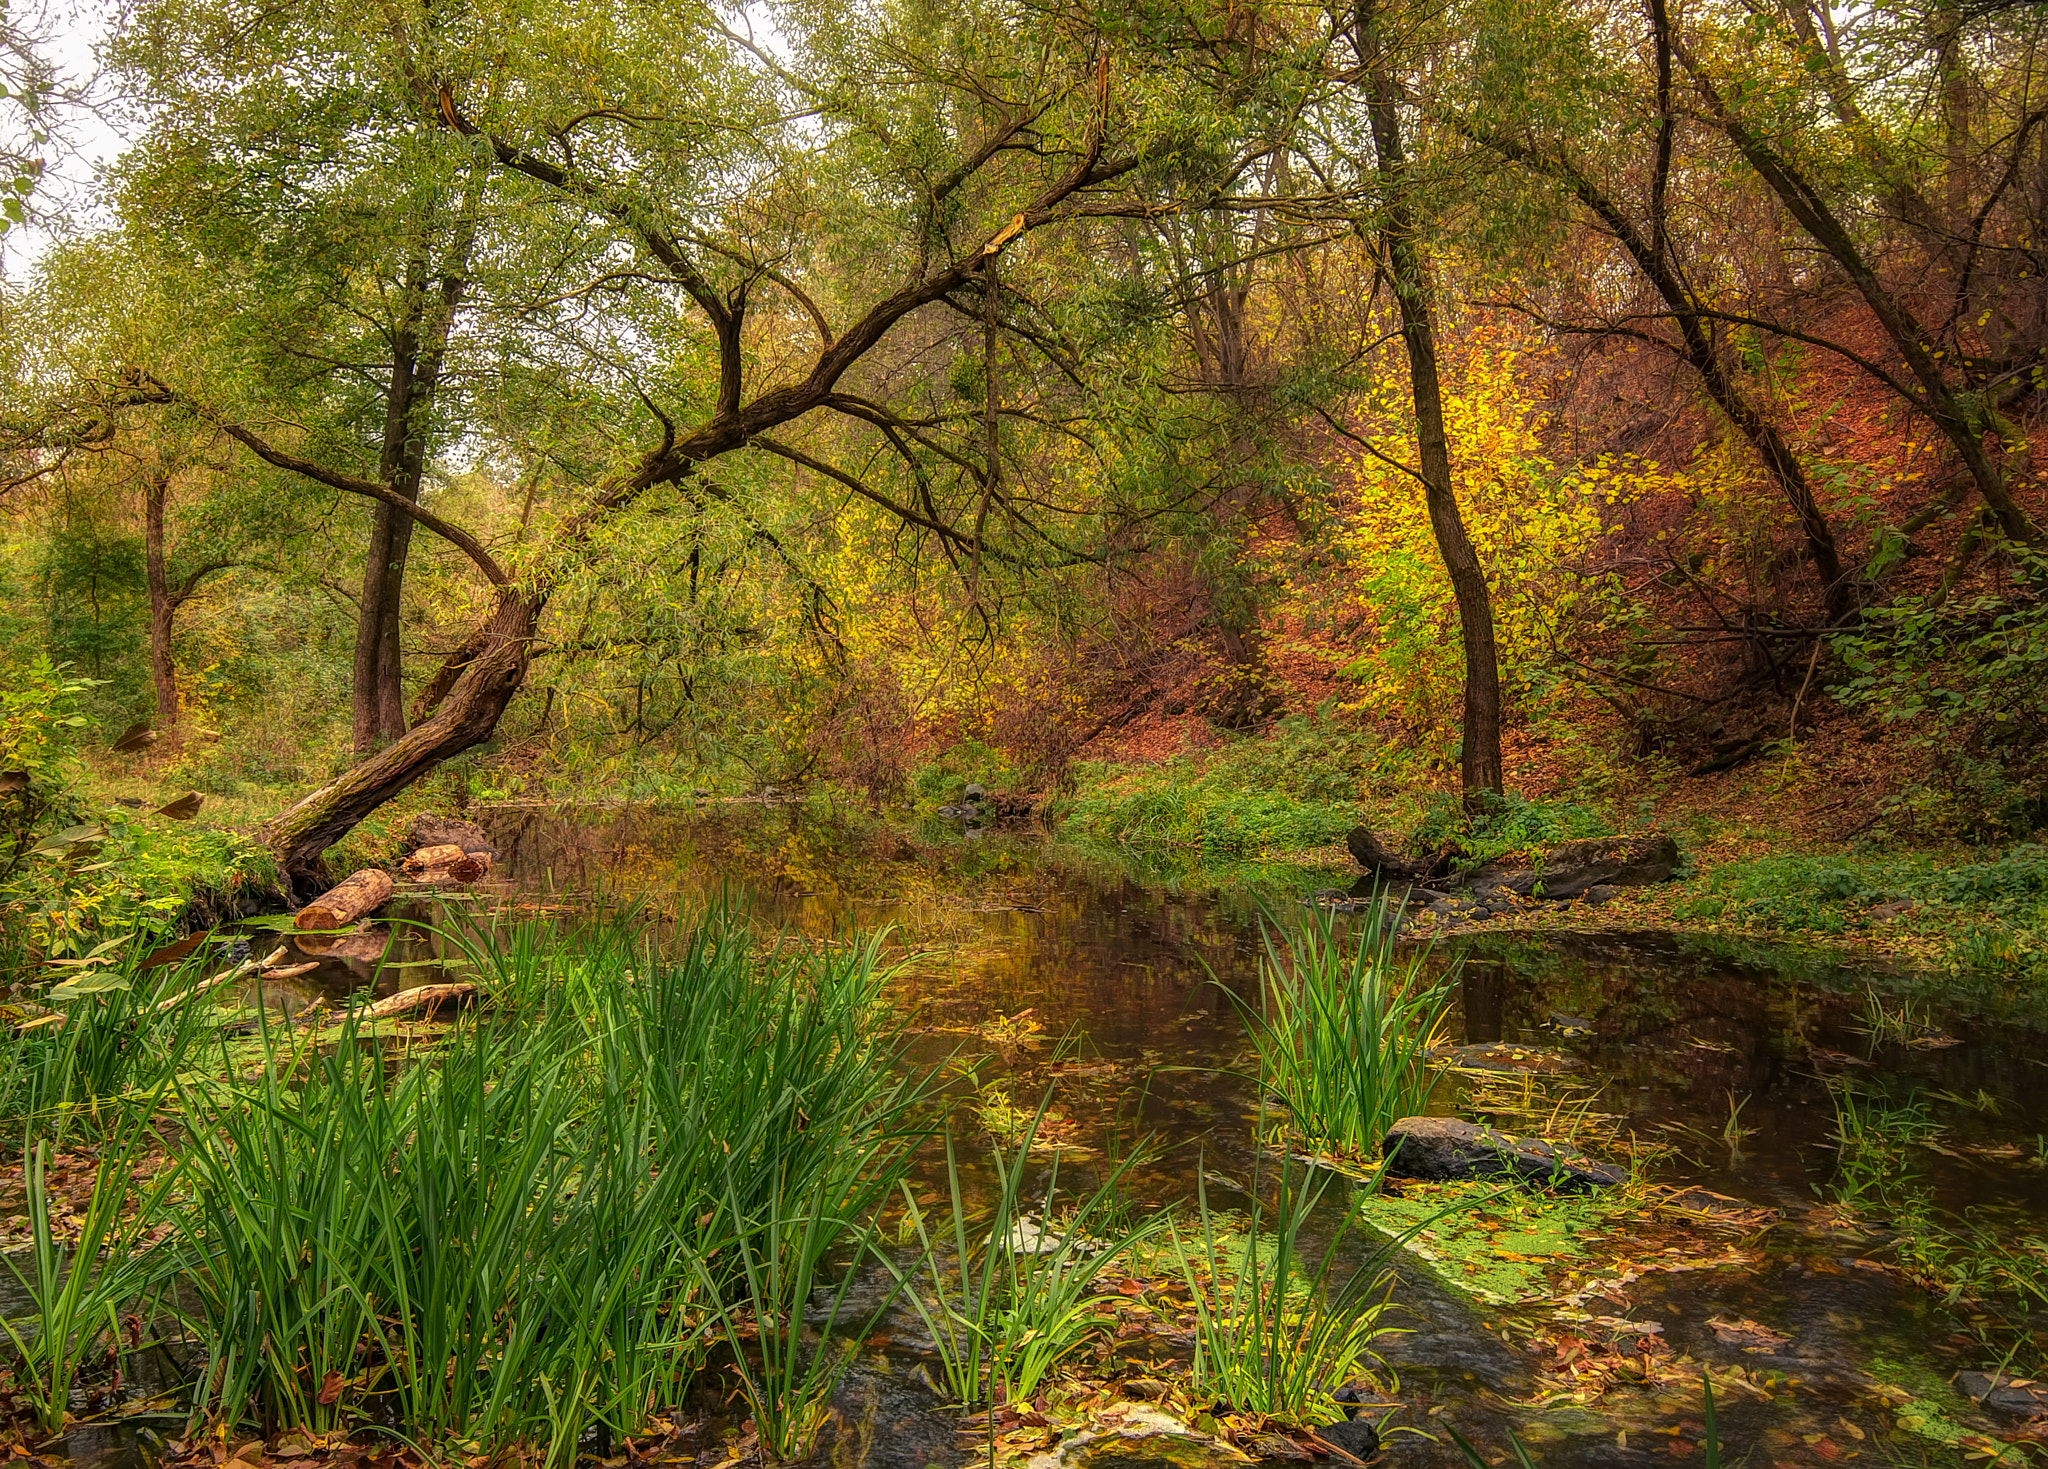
[[1673, 0, 2044, 552], [1354, 0, 1505, 807], [108, 2, 517, 753], [87, 0, 1306, 885], [1453, 0, 1859, 624]]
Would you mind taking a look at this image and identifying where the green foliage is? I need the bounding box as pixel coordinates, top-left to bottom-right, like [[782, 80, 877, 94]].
[[0, 935, 236, 1133], [0, 1128, 183, 1433], [1058, 714, 1377, 861], [1172, 1161, 1397, 1428], [887, 1112, 1167, 1410], [1678, 848, 2048, 976], [0, 655, 92, 887], [1408, 789, 1613, 870], [1360, 1179, 1615, 1306], [4, 806, 277, 962], [1833, 560, 2048, 839], [170, 909, 919, 1458], [1242, 904, 1448, 1161], [35, 527, 146, 716], [1824, 1078, 2048, 1326]]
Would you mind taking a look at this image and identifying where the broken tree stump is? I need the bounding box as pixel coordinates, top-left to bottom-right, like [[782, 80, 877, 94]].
[[295, 869, 394, 930]]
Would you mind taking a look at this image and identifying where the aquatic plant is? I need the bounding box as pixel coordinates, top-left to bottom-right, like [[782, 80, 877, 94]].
[[697, 1164, 895, 1463], [0, 1126, 182, 1433], [167, 907, 919, 1463], [1172, 1159, 1398, 1428], [888, 1107, 1167, 1409], [0, 931, 235, 1137], [1245, 903, 1448, 1160], [1449, 1377, 1722, 1467]]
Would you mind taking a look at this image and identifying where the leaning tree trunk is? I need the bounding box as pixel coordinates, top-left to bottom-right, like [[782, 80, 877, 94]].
[[1359, 0, 1505, 809], [265, 587, 541, 889]]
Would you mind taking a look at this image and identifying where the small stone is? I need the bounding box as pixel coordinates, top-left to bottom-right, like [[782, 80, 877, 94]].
[[1245, 1435, 1312, 1461], [1314, 1419, 1380, 1461], [1581, 884, 1621, 906]]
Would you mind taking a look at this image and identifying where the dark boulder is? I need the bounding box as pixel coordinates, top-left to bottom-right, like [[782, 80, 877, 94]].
[[1486, 833, 1680, 900], [1383, 1116, 1624, 1192], [1956, 1372, 2048, 1416], [405, 813, 496, 857]]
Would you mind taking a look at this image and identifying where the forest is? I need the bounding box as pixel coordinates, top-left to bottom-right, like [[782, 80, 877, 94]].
[[2, 0, 2048, 1462]]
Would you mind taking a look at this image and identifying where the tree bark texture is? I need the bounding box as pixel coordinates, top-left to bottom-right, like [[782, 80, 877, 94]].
[[143, 468, 178, 725], [350, 180, 485, 755], [295, 866, 395, 929], [1358, 0, 1505, 808], [267, 588, 541, 882]]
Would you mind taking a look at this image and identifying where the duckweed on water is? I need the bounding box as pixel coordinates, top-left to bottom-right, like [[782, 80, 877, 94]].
[[1358, 1180, 1621, 1306]]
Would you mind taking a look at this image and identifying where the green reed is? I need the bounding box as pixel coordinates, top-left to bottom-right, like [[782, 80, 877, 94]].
[[0, 934, 236, 1140], [1245, 902, 1448, 1160], [0, 1121, 183, 1433], [1172, 1156, 1398, 1428], [888, 1106, 1167, 1410], [163, 905, 921, 1464]]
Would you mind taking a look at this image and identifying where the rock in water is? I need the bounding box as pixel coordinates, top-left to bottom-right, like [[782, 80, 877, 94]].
[[1383, 1116, 1624, 1192], [1313, 1420, 1379, 1462]]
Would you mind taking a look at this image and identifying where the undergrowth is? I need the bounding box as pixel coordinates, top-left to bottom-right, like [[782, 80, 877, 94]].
[[1676, 846, 2048, 976], [1055, 713, 1374, 860]]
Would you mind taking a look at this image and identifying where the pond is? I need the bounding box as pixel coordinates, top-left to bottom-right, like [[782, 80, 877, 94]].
[[73, 802, 2048, 1468]]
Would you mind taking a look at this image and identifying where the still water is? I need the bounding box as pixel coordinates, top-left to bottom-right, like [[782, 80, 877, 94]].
[[160, 804, 2048, 1465]]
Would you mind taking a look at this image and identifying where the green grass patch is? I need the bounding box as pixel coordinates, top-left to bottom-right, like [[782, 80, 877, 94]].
[[1675, 846, 2048, 977], [1056, 713, 1375, 861]]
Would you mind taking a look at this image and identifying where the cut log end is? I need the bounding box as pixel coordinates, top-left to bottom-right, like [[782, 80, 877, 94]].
[[295, 868, 395, 930]]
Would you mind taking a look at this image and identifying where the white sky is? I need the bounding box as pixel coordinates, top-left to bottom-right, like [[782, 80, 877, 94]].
[[3, 0, 127, 278]]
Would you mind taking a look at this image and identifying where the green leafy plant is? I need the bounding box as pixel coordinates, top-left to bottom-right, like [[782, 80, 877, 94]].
[[1407, 790, 1612, 872], [1, 1124, 182, 1435], [1242, 902, 1448, 1160]]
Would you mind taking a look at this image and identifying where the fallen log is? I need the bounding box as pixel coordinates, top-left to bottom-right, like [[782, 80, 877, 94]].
[[362, 982, 479, 1021], [403, 843, 467, 874], [296, 869, 394, 931], [402, 844, 492, 882]]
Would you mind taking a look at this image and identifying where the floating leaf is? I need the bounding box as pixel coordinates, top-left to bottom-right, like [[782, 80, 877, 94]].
[[156, 792, 203, 820]]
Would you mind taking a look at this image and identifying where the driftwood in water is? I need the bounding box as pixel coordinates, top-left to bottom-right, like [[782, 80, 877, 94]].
[[363, 982, 479, 1021], [296, 869, 394, 930]]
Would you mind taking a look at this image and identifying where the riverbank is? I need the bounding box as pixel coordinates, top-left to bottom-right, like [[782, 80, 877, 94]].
[[1037, 717, 2048, 989]]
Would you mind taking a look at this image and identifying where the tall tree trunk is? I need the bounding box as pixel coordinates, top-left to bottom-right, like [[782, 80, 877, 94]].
[[142, 467, 178, 725], [1358, 0, 1504, 809], [349, 174, 486, 755]]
